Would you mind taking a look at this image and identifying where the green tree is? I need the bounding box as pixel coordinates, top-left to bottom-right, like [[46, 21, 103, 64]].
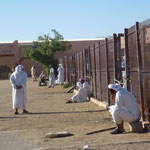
[[24, 29, 71, 75]]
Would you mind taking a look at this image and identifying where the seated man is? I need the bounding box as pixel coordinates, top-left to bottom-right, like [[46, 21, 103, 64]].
[[106, 84, 141, 134], [39, 70, 47, 86], [66, 78, 90, 103]]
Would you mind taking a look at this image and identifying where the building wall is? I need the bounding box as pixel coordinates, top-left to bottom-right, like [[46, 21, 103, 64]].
[[0, 41, 44, 77], [0, 56, 16, 71], [0, 39, 104, 77]]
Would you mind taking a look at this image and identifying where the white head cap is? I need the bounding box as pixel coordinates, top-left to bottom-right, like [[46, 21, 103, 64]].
[[77, 82, 82, 88], [15, 64, 23, 74], [108, 84, 122, 91]]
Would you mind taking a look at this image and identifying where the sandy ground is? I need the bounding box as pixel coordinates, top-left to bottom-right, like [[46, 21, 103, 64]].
[[0, 78, 150, 150]]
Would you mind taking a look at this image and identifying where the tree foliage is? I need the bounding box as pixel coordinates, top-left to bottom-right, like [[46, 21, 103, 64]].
[[24, 29, 71, 75]]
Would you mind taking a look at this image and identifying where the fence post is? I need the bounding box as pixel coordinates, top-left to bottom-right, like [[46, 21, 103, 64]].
[[87, 48, 91, 84], [118, 33, 123, 81], [124, 28, 130, 90], [84, 49, 88, 80], [93, 44, 97, 98], [77, 52, 80, 79], [66, 55, 69, 82], [113, 33, 118, 82], [88, 46, 93, 96], [82, 50, 84, 78], [73, 54, 76, 86], [105, 38, 109, 104], [71, 55, 73, 85], [98, 41, 102, 101], [135, 22, 145, 121]]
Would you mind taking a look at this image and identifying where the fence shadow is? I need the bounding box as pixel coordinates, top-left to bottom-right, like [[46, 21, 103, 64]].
[[0, 116, 26, 121], [28, 109, 105, 115]]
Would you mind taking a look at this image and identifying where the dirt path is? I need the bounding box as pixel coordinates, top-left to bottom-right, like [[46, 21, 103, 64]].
[[0, 78, 150, 150]]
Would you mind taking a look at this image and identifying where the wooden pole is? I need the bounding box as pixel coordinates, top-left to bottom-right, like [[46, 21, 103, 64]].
[[113, 33, 118, 82], [135, 22, 145, 121], [105, 38, 109, 104], [93, 44, 97, 98], [124, 28, 130, 90], [98, 41, 102, 101]]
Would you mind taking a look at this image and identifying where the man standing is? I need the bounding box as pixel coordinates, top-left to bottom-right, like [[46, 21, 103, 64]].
[[56, 64, 64, 85], [106, 84, 141, 134], [10, 65, 28, 114], [31, 65, 37, 81], [48, 65, 55, 88]]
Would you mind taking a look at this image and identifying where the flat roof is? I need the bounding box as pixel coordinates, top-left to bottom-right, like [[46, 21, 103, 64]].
[[0, 38, 105, 44]]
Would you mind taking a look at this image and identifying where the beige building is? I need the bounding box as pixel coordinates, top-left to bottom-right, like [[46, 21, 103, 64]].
[[0, 40, 44, 78], [0, 39, 104, 78]]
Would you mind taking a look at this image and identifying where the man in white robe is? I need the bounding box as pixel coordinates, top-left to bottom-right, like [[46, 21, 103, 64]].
[[56, 64, 64, 85], [10, 65, 28, 114], [66, 78, 90, 103], [31, 65, 37, 81], [106, 84, 141, 134], [48, 65, 55, 88]]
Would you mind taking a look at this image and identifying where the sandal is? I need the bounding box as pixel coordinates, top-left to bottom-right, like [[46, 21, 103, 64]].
[[15, 111, 19, 115], [23, 110, 29, 113], [66, 101, 73, 104], [110, 128, 124, 134]]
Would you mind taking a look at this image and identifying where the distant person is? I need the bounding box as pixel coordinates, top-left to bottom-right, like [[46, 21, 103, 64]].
[[106, 84, 141, 134], [31, 65, 37, 81], [66, 78, 90, 103], [39, 70, 47, 86], [10, 65, 28, 115], [121, 56, 126, 69], [56, 64, 65, 85], [48, 65, 55, 88]]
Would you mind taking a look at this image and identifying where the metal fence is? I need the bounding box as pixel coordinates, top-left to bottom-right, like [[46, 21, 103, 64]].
[[61, 20, 150, 122], [124, 21, 150, 122]]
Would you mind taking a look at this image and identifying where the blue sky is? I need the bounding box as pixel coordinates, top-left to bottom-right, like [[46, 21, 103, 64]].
[[0, 0, 150, 41]]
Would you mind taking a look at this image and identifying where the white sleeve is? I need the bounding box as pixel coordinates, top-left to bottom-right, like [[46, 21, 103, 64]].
[[115, 92, 123, 108], [77, 82, 82, 88], [20, 72, 27, 86], [10, 74, 17, 86]]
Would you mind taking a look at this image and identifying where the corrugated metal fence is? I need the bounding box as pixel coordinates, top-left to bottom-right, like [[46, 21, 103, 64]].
[[61, 20, 150, 122]]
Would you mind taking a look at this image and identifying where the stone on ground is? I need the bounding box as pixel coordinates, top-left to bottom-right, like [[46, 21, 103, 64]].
[[45, 131, 73, 138], [129, 121, 143, 133]]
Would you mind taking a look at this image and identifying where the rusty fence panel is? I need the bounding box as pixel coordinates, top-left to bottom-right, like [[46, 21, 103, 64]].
[[71, 55, 76, 86], [67, 55, 71, 83], [94, 42, 101, 100], [117, 33, 124, 81], [87, 47, 92, 90], [124, 21, 150, 122], [89, 44, 97, 98], [107, 38, 115, 84], [79, 51, 84, 79], [124, 22, 145, 121], [77, 52, 81, 80], [139, 23, 150, 121], [74, 53, 78, 86], [98, 39, 108, 102], [83, 49, 87, 80], [64, 55, 68, 82]]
